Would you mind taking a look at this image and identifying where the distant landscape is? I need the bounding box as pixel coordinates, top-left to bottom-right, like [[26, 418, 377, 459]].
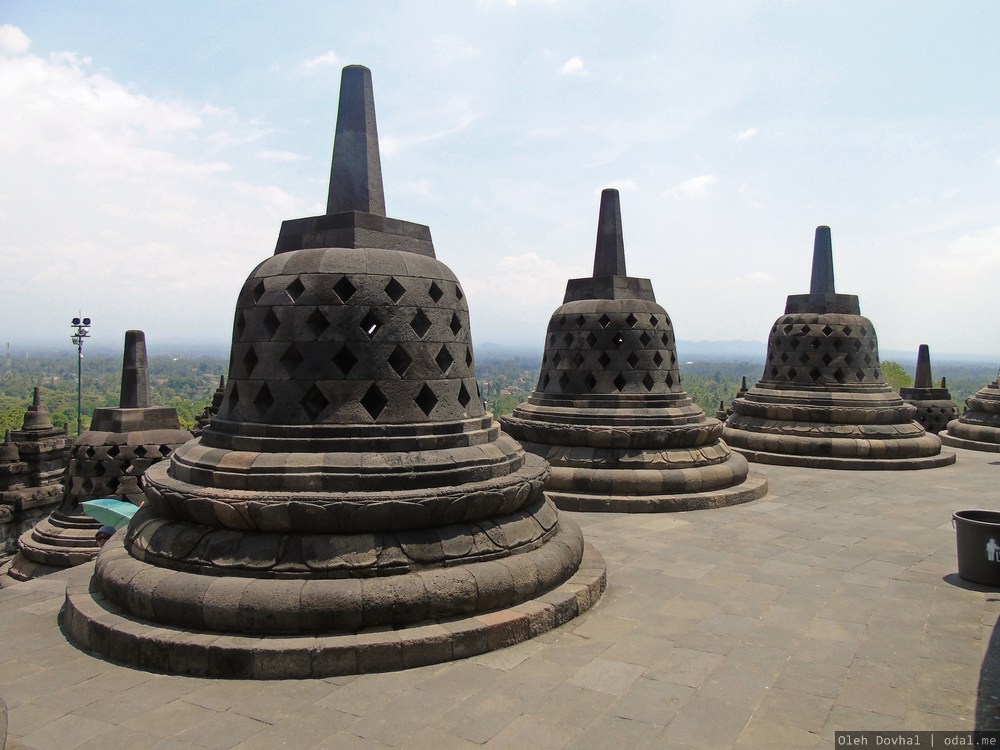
[[0, 342, 995, 434]]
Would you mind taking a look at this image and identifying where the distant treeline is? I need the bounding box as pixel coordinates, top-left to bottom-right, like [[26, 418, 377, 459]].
[[0, 351, 994, 434]]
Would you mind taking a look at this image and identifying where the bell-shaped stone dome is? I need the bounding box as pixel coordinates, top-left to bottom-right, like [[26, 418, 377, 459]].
[[940, 375, 1000, 452], [723, 227, 955, 469], [65, 65, 604, 678], [899, 345, 958, 434], [502, 189, 768, 511]]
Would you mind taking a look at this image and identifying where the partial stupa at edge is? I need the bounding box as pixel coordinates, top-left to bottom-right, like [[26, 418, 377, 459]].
[[63, 65, 605, 679], [501, 189, 769, 512], [940, 363, 1000, 452], [4, 330, 191, 585], [723, 227, 955, 469], [899, 345, 958, 435]]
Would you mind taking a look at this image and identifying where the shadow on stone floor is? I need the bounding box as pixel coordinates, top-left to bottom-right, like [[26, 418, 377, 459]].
[[977, 591, 1000, 730]]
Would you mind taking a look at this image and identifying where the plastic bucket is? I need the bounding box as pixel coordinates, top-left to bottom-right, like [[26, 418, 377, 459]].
[[953, 509, 1000, 586]]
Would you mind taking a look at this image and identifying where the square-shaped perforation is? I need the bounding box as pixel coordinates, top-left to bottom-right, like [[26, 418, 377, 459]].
[[333, 276, 356, 303], [332, 345, 358, 375], [415, 384, 438, 416], [385, 278, 406, 303]]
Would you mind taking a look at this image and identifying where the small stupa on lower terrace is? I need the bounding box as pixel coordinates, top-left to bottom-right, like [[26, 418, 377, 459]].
[[899, 345, 958, 435], [501, 189, 768, 511], [723, 226, 955, 470], [64, 65, 604, 679], [4, 331, 190, 584], [940, 369, 1000, 453]]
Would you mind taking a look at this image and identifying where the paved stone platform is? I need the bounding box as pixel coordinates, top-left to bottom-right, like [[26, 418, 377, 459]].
[[2, 446, 999, 748]]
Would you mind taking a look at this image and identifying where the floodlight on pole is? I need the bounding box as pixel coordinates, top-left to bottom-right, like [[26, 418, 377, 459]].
[[70, 316, 92, 436]]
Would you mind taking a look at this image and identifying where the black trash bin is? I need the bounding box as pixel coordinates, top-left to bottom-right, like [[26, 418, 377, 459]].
[[953, 509, 1000, 586]]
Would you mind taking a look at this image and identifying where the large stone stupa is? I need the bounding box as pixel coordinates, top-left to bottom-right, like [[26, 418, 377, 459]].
[[940, 374, 1000, 452], [5, 331, 191, 584], [501, 189, 768, 512], [64, 65, 604, 679], [723, 227, 955, 470]]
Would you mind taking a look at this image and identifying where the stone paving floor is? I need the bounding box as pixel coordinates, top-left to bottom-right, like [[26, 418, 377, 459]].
[[1, 446, 999, 749]]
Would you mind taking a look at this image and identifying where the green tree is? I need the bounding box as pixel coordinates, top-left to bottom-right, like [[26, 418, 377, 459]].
[[881, 361, 912, 391]]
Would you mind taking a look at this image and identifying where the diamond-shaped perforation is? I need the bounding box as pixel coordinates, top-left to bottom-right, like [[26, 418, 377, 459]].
[[384, 278, 406, 303], [410, 310, 432, 339], [653, 352, 664, 368], [598, 352, 611, 369], [613, 334, 624, 349], [286, 277, 306, 302], [236, 311, 247, 340], [586, 332, 598, 348], [541, 373, 550, 389], [253, 384, 275, 412], [388, 345, 413, 376], [788, 367, 798, 379], [279, 344, 304, 375], [832, 339, 844, 351], [799, 352, 809, 365], [626, 352, 639, 369], [134, 445, 148, 458], [243, 347, 259, 376], [661, 333, 670, 347], [625, 313, 638, 328], [649, 315, 658, 327], [415, 384, 438, 416], [613, 374, 626, 392], [639, 332, 651, 347], [585, 374, 597, 392], [435, 346, 454, 374], [428, 282, 444, 302], [563, 332, 573, 346], [333, 276, 356, 303], [307, 308, 329, 338], [821, 325, 834, 337], [834, 368, 847, 384], [642, 373, 655, 391], [263, 310, 281, 338], [809, 368, 822, 382], [598, 314, 612, 329], [665, 373, 675, 388], [810, 338, 822, 350], [360, 310, 383, 339], [575, 315, 586, 327], [790, 338, 800, 351], [822, 353, 833, 366], [465, 347, 473, 367], [558, 316, 567, 329], [332, 345, 358, 375], [558, 372, 570, 389], [449, 313, 462, 336], [455, 285, 464, 300], [228, 383, 240, 410], [252, 281, 266, 304], [458, 383, 471, 408], [360, 384, 387, 421], [552, 352, 562, 367], [301, 385, 329, 420], [573, 353, 584, 367], [842, 326, 853, 336], [855, 369, 865, 382]]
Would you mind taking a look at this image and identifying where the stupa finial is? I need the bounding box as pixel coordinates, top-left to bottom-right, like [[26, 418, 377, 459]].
[[914, 344, 933, 389], [593, 189, 626, 277], [809, 225, 835, 295], [120, 330, 151, 409], [326, 65, 386, 216]]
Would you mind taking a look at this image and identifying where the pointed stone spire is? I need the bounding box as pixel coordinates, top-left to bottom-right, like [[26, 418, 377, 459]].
[[809, 226, 835, 295], [913, 344, 933, 389], [593, 189, 626, 277], [326, 65, 386, 217], [21, 387, 54, 431], [119, 330, 151, 409]]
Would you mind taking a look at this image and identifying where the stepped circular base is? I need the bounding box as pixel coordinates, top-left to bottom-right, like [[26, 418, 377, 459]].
[[61, 543, 605, 679], [939, 431, 1000, 453], [546, 471, 769, 512], [729, 445, 956, 470], [4, 511, 101, 583]]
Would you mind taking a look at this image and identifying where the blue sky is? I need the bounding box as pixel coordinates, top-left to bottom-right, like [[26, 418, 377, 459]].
[[2, 1, 999, 360]]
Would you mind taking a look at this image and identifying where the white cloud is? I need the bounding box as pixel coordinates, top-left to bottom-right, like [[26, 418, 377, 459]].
[[380, 97, 480, 157], [300, 51, 339, 70], [0, 24, 30, 55], [256, 150, 302, 162], [560, 57, 586, 76], [735, 127, 758, 141], [668, 174, 718, 199]]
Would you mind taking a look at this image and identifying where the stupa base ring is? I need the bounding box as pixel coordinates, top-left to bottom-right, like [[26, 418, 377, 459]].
[[939, 431, 1000, 453], [545, 471, 768, 513], [730, 446, 956, 470], [61, 543, 605, 679]]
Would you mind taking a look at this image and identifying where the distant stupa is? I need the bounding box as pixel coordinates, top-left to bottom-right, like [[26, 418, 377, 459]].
[[723, 227, 954, 469]]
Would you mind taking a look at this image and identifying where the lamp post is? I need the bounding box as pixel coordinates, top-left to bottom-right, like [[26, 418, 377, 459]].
[[70, 316, 91, 436]]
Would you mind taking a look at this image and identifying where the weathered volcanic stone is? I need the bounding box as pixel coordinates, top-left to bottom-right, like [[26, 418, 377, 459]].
[[501, 189, 768, 512], [6, 331, 190, 584], [940, 375, 1000, 452], [900, 345, 958, 435], [723, 227, 954, 470], [65, 65, 604, 678]]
